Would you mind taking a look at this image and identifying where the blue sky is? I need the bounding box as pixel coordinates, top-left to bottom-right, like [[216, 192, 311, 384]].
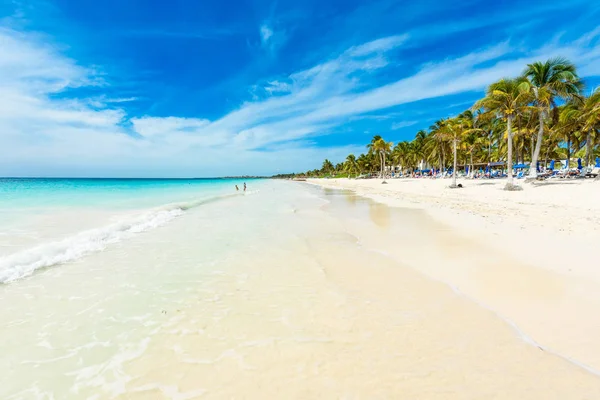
[[1, 0, 600, 177]]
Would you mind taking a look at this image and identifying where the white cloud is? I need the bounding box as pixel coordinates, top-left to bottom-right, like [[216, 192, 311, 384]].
[[258, 22, 287, 54], [131, 116, 210, 138], [1, 25, 600, 177], [264, 80, 292, 94], [259, 24, 273, 44], [347, 34, 408, 56], [0, 28, 100, 93], [391, 121, 417, 130]]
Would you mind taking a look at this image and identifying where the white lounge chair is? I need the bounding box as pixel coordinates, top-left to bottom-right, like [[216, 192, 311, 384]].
[[586, 167, 599, 178]]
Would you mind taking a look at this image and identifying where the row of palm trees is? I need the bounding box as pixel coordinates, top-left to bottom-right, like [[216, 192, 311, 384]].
[[285, 58, 600, 190]]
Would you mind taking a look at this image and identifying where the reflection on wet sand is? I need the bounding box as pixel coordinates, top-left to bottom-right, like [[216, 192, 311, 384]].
[[119, 183, 600, 398], [319, 184, 600, 380]]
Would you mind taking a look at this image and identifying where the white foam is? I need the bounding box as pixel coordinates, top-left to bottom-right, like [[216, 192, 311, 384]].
[[0, 208, 183, 284], [0, 192, 243, 284]]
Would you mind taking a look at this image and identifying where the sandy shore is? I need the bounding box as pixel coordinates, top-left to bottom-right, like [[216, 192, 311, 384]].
[[307, 177, 600, 378], [117, 184, 600, 398], [5, 180, 599, 398]]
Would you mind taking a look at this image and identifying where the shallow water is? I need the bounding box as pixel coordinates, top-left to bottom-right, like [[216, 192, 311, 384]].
[[1, 180, 599, 399]]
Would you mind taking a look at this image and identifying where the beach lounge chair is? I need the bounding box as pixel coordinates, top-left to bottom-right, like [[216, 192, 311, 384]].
[[586, 167, 599, 178], [574, 169, 587, 179]]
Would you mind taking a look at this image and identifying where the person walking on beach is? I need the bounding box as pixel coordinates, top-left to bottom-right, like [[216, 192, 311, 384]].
[[243, 182, 247, 192]]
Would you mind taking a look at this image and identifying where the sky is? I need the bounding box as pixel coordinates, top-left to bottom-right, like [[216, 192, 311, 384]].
[[1, 0, 600, 177]]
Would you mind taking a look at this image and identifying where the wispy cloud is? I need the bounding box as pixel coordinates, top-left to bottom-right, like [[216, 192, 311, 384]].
[[347, 35, 408, 56], [2, 21, 600, 176], [258, 22, 287, 55], [259, 24, 273, 44], [391, 121, 417, 130]]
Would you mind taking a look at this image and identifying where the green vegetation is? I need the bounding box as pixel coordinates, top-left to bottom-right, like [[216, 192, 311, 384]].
[[274, 58, 600, 188]]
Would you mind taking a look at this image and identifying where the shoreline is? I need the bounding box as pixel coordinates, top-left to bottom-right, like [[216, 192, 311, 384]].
[[307, 177, 600, 375], [307, 177, 600, 278], [3, 180, 600, 397]]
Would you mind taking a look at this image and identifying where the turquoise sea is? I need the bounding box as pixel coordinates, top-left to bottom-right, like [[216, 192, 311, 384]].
[[0, 178, 253, 281], [1, 177, 304, 398], [0, 177, 245, 211]]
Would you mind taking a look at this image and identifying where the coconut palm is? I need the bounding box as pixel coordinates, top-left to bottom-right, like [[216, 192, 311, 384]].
[[357, 153, 374, 175], [430, 119, 449, 173], [344, 154, 359, 176], [580, 88, 600, 168], [457, 110, 487, 177], [392, 141, 411, 174], [523, 57, 583, 178], [412, 130, 428, 168], [372, 138, 393, 182], [366, 135, 385, 172], [556, 102, 586, 172], [474, 77, 531, 190], [438, 116, 469, 187], [367, 135, 383, 154], [321, 159, 334, 175], [293, 59, 599, 186]]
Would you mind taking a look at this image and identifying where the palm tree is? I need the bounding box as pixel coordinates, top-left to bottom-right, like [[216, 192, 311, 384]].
[[556, 102, 586, 173], [367, 135, 383, 154], [344, 154, 359, 176], [321, 159, 334, 176], [430, 119, 449, 173], [457, 110, 485, 177], [523, 57, 583, 178], [412, 130, 428, 169], [474, 77, 531, 189], [366, 135, 385, 173], [580, 88, 600, 168], [437, 117, 463, 188], [357, 153, 374, 175], [294, 59, 598, 186], [372, 138, 393, 182], [392, 141, 411, 175]]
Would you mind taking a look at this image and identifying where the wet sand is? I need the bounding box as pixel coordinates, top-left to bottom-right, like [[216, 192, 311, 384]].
[[117, 185, 600, 399]]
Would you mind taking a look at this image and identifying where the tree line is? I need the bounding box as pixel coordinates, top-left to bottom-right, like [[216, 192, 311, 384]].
[[274, 58, 600, 190]]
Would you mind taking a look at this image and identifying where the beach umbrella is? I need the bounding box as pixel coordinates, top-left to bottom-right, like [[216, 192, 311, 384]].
[[577, 158, 582, 170], [596, 157, 600, 168], [549, 160, 555, 170]]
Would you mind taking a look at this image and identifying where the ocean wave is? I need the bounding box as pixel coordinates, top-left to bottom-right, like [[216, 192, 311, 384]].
[[0, 192, 242, 284]]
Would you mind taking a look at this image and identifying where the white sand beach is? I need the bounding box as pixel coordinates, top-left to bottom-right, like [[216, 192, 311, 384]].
[[3, 180, 600, 398], [308, 177, 600, 379]]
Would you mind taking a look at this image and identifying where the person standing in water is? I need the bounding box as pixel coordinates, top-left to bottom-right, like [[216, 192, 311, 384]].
[[243, 182, 246, 192], [235, 185, 239, 191]]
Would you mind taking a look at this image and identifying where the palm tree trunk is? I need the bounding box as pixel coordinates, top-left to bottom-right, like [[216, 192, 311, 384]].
[[586, 130, 592, 168], [441, 144, 445, 173], [506, 116, 515, 189], [488, 133, 492, 162], [566, 135, 571, 174], [529, 108, 545, 178], [380, 152, 384, 179], [530, 136, 534, 164], [452, 138, 458, 187], [469, 153, 474, 178]]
